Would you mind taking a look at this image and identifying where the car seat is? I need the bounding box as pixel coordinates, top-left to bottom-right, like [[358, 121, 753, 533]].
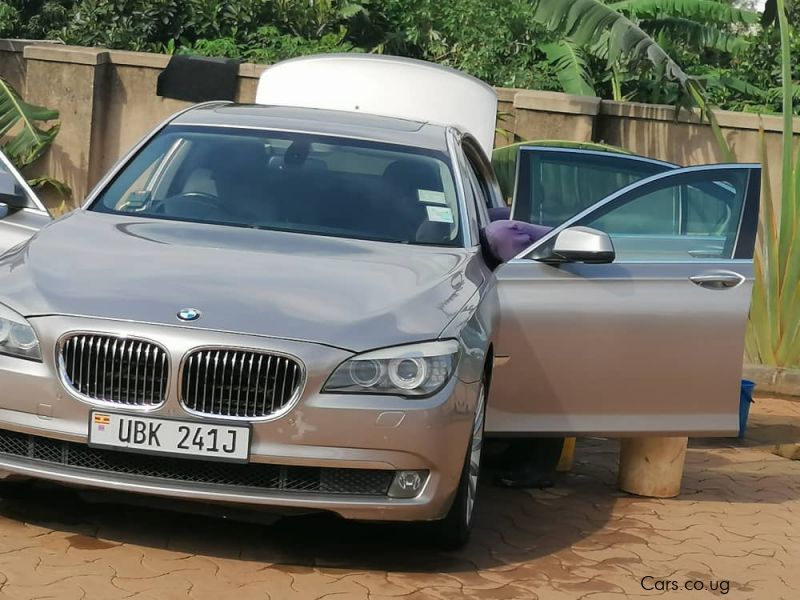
[[381, 158, 443, 242], [209, 139, 273, 222]]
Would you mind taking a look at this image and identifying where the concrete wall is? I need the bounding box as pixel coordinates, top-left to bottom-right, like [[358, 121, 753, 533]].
[[499, 88, 800, 209], [1, 40, 799, 211], [1, 42, 264, 207]]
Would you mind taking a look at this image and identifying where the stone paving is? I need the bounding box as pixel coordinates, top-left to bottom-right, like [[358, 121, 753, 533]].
[[0, 396, 798, 600]]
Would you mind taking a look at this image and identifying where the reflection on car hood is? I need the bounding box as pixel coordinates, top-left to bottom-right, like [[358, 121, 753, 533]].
[[0, 211, 483, 352]]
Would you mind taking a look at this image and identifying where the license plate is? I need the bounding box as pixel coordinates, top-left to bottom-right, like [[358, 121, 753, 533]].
[[88, 412, 250, 463]]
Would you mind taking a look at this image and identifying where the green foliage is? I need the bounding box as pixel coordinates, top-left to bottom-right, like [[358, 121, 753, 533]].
[[0, 76, 68, 204], [746, 0, 800, 368], [530, 0, 735, 159], [358, 0, 563, 90], [540, 40, 595, 96], [0, 0, 796, 115], [181, 26, 357, 64], [0, 77, 59, 168], [27, 175, 71, 200], [701, 1, 800, 113], [0, 2, 18, 34]]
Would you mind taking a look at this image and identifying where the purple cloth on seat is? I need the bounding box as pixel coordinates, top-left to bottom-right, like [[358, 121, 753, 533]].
[[483, 220, 553, 263], [488, 206, 512, 221]]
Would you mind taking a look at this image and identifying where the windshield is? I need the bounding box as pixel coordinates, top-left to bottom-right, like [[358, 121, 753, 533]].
[[91, 126, 462, 246]]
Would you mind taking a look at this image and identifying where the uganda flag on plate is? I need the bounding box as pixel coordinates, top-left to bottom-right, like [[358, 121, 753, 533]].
[[93, 413, 110, 430]]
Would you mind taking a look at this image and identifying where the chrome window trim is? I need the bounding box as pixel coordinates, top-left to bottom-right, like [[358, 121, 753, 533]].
[[509, 163, 760, 262], [143, 138, 188, 196], [513, 145, 677, 168], [505, 258, 755, 266], [454, 142, 482, 242], [730, 168, 756, 260], [177, 345, 307, 423], [446, 127, 474, 248], [461, 133, 505, 211], [459, 136, 491, 228], [55, 331, 171, 412]]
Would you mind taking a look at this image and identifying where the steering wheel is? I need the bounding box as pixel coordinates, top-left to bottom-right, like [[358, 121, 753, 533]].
[[162, 192, 226, 218]]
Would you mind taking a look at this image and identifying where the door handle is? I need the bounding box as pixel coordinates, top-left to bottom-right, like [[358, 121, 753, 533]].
[[688, 248, 723, 259], [689, 272, 745, 290]]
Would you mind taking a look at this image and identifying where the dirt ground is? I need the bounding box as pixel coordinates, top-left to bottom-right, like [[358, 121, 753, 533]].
[[0, 396, 798, 600]]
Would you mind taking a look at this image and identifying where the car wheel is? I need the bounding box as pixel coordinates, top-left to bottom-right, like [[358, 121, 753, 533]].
[[432, 380, 486, 550]]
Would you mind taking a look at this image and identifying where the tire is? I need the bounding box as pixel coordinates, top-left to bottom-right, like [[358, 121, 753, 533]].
[[431, 380, 486, 550]]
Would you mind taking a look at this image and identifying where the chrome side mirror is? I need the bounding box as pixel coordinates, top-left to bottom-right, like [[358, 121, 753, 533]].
[[552, 226, 615, 264]]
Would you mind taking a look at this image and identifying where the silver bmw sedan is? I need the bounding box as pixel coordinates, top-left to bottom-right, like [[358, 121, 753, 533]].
[[0, 56, 761, 548], [0, 103, 496, 547]]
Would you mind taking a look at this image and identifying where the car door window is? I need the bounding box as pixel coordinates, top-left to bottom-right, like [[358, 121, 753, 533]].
[[530, 166, 754, 262], [0, 151, 41, 211], [512, 148, 676, 228], [464, 158, 490, 226]]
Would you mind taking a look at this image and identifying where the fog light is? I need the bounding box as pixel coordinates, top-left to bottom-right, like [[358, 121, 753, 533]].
[[387, 470, 429, 498]]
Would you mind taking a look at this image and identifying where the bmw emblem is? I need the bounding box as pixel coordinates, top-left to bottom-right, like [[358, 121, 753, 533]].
[[177, 308, 201, 322]]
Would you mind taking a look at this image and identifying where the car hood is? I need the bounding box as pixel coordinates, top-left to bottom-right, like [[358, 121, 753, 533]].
[[0, 211, 483, 352]]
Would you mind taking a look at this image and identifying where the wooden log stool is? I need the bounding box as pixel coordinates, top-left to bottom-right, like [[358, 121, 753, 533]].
[[618, 437, 688, 498]]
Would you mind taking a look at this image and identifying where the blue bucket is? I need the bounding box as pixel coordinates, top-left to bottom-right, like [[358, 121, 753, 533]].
[[738, 379, 756, 439]]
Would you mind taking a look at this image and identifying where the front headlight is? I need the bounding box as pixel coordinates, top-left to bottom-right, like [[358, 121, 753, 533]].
[[0, 303, 42, 361], [323, 340, 459, 397]]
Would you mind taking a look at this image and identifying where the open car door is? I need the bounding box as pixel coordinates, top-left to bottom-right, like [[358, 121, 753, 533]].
[[488, 147, 760, 437], [0, 149, 51, 254]]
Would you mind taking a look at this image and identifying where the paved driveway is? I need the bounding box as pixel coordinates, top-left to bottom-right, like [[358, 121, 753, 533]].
[[0, 397, 798, 600]]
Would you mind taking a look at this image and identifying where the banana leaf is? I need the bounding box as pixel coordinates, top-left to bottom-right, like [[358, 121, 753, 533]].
[[539, 39, 596, 97], [0, 77, 60, 169], [530, 0, 734, 159], [743, 0, 800, 368], [608, 0, 759, 25]]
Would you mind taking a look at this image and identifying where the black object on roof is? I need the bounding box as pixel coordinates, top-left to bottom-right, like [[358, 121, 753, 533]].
[[157, 55, 240, 103]]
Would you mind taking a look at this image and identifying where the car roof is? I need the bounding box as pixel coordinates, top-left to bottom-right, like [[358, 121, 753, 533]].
[[170, 103, 451, 153]]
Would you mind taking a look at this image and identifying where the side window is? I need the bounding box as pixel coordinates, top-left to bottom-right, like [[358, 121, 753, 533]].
[[576, 170, 748, 261], [464, 159, 490, 226], [513, 150, 674, 227], [590, 187, 679, 235], [466, 158, 492, 209], [0, 153, 38, 210], [684, 182, 735, 235], [454, 149, 483, 241]]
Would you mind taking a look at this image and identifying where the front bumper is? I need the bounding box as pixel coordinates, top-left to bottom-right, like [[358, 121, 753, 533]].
[[0, 316, 478, 522]]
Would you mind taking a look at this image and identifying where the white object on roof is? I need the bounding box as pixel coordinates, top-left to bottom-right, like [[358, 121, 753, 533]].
[[255, 54, 498, 155]]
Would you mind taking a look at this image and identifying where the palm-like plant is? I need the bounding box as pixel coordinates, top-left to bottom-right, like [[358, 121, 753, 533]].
[[0, 76, 59, 169], [531, 0, 759, 105], [0, 76, 67, 204], [609, 1, 758, 53], [527, 0, 745, 157], [746, 0, 800, 368]]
